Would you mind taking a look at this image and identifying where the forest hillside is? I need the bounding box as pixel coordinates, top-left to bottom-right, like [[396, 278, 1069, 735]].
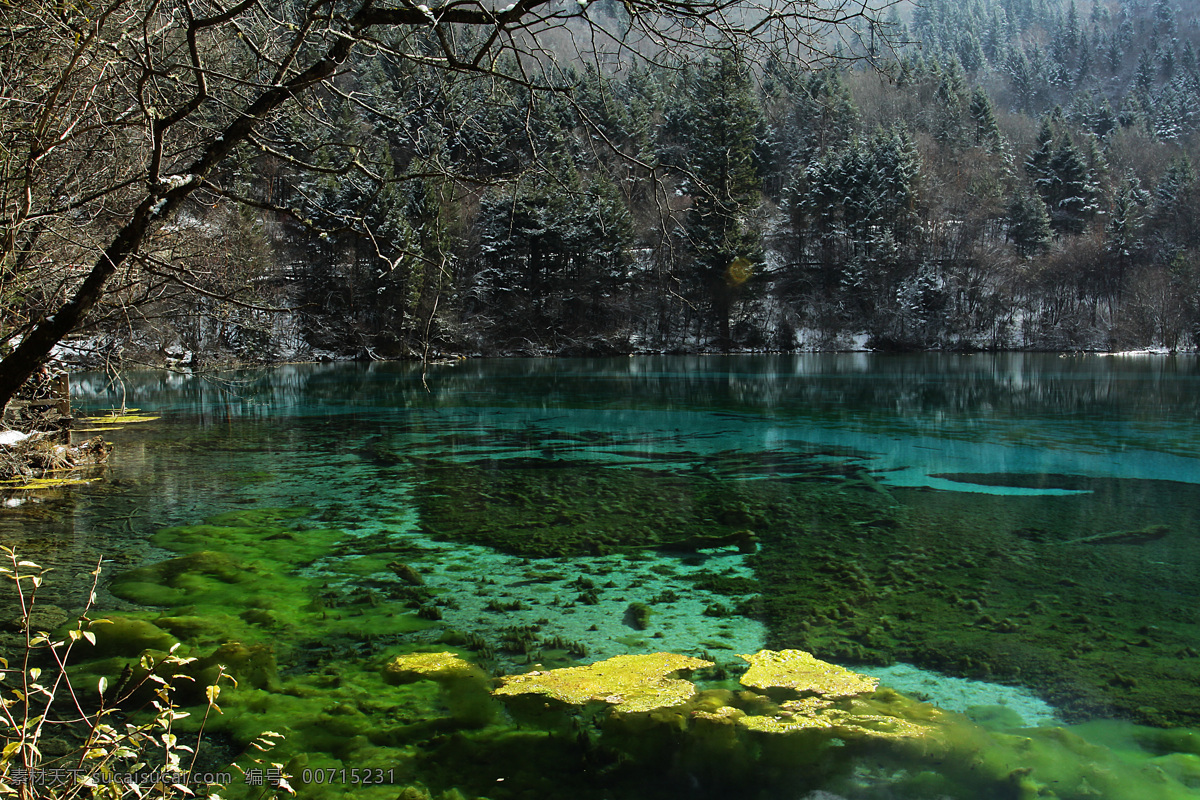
[[61, 0, 1200, 364]]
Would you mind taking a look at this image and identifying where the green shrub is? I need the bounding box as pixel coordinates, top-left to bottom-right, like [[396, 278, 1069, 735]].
[[0, 547, 288, 799]]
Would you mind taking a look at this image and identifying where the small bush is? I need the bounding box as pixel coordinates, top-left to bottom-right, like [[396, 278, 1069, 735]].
[[0, 547, 288, 799]]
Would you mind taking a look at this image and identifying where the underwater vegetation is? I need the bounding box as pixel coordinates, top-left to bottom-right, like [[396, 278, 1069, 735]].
[[63, 581, 1200, 800], [36, 457, 1200, 798], [749, 474, 1200, 728], [391, 648, 1200, 799], [410, 458, 1200, 727]]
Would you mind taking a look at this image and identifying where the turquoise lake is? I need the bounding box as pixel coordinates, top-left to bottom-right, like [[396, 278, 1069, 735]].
[[6, 353, 1200, 799]]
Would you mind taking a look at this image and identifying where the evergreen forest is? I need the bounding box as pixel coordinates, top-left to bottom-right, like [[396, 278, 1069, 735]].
[[40, 0, 1200, 363]]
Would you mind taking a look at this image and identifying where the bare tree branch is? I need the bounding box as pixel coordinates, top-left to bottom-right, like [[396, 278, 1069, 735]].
[[0, 0, 897, 407]]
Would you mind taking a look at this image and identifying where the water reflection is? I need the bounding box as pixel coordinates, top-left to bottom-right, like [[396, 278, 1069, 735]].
[[70, 353, 1200, 418], [5, 354, 1200, 798]]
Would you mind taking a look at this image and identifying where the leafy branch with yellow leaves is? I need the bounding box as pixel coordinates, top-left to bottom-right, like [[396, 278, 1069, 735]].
[[0, 547, 286, 799]]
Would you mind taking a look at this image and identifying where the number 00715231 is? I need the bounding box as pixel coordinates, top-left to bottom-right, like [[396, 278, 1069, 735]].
[[299, 768, 396, 785]]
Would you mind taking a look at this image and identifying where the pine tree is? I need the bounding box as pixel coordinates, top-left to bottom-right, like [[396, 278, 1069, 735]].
[[677, 52, 763, 345], [1076, 29, 1093, 84], [969, 87, 1005, 152], [994, 5, 1013, 54], [869, 127, 922, 244], [1153, 0, 1174, 31], [1159, 43, 1176, 80], [1106, 35, 1124, 74], [959, 33, 987, 74], [689, 54, 761, 204], [1106, 175, 1148, 269], [1044, 133, 1099, 234], [1154, 157, 1196, 216], [575, 66, 634, 152], [1136, 49, 1157, 95], [1083, 135, 1109, 188], [1119, 93, 1150, 132], [1007, 191, 1052, 256], [1065, 0, 1080, 53], [1075, 92, 1117, 139], [933, 72, 966, 146], [1007, 49, 1038, 112], [1147, 157, 1200, 264], [1182, 41, 1198, 79], [1025, 118, 1056, 195]]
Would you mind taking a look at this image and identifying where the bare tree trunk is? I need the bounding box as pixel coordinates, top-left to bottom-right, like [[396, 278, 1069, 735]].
[[0, 38, 353, 412], [0, 0, 887, 413]]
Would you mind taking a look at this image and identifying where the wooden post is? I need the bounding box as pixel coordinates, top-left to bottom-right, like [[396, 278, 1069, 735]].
[[54, 372, 71, 418]]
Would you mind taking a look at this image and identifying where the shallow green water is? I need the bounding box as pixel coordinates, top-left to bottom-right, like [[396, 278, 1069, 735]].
[[6, 354, 1200, 799]]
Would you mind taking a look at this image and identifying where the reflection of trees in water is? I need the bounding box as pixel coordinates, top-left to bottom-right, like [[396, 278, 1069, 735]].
[[71, 355, 1200, 416]]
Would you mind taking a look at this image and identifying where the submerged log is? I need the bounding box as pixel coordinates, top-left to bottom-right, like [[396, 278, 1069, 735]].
[[1061, 524, 1170, 546]]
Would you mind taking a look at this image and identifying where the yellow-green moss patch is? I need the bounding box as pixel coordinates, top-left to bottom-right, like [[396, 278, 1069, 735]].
[[738, 649, 878, 698], [494, 653, 712, 714], [0, 476, 99, 489], [79, 413, 160, 424], [383, 652, 481, 685]]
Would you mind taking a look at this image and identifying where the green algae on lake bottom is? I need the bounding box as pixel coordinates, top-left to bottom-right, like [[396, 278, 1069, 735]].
[[60, 580, 1200, 800], [408, 458, 1200, 727], [749, 474, 1200, 727], [410, 457, 783, 562], [46, 465, 1200, 799]]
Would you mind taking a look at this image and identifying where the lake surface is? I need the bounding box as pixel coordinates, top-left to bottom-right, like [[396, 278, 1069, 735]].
[[5, 354, 1200, 799]]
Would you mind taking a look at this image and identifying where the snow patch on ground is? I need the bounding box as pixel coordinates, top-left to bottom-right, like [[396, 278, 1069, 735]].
[[846, 331, 872, 350], [1098, 348, 1174, 356], [0, 430, 30, 446]]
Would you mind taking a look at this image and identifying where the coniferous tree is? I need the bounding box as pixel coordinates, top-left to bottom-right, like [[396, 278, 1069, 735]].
[[1044, 133, 1099, 234], [1119, 92, 1151, 131], [1025, 118, 1057, 195], [1083, 135, 1109, 190], [1072, 91, 1118, 138], [1105, 175, 1150, 300], [1076, 30, 1093, 84], [1153, 0, 1175, 32], [934, 72, 967, 146], [970, 87, 1005, 151], [1007, 49, 1038, 112], [1148, 157, 1200, 261], [1106, 35, 1124, 74], [787, 127, 921, 328], [959, 33, 988, 74], [1108, 176, 1148, 259], [1136, 49, 1157, 94], [1065, 0, 1080, 53], [674, 52, 763, 345], [1007, 191, 1052, 256], [1182, 41, 1198, 78]]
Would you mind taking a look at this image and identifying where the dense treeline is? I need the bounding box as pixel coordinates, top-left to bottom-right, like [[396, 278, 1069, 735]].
[[145, 0, 1200, 361]]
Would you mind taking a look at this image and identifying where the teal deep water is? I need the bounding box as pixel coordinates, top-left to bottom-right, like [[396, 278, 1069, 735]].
[[4, 353, 1200, 799]]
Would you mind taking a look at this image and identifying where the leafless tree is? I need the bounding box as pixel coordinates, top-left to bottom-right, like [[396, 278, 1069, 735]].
[[0, 0, 896, 410]]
